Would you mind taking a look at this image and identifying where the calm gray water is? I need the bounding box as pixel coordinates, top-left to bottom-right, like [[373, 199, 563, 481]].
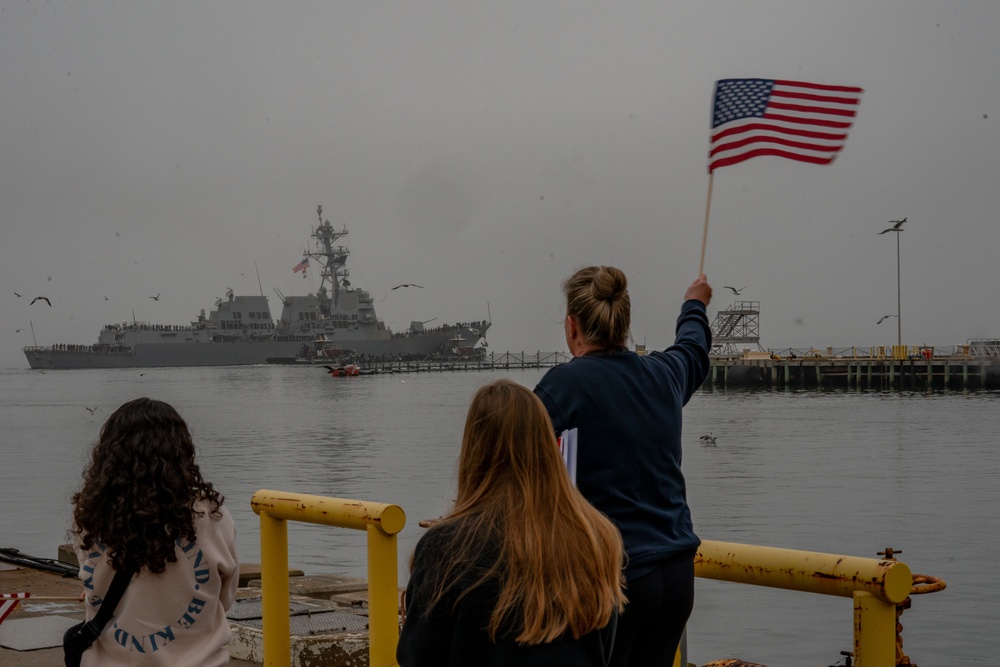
[[1, 365, 995, 666]]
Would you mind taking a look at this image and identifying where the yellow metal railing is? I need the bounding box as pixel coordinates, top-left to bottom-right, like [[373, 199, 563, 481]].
[[695, 540, 913, 667], [250, 490, 406, 667]]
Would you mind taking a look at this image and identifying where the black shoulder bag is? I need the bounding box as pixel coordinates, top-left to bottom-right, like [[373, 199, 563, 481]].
[[63, 567, 134, 667]]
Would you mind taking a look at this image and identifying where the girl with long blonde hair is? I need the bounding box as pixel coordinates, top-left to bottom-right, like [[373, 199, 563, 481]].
[[397, 379, 626, 666]]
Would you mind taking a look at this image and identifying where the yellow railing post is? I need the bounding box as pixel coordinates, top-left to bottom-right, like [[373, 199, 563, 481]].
[[251, 490, 406, 667], [368, 523, 401, 667], [259, 511, 291, 667], [854, 591, 896, 666]]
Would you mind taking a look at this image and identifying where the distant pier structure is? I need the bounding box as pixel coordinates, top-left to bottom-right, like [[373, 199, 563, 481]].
[[705, 301, 1000, 390], [710, 300, 763, 356], [707, 342, 1000, 391]]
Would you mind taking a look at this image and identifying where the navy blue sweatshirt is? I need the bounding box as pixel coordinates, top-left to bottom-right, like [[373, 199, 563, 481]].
[[534, 299, 711, 581]]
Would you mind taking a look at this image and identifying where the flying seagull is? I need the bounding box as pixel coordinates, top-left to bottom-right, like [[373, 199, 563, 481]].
[[699, 433, 717, 445], [391, 284, 424, 290], [877, 315, 897, 324], [723, 285, 747, 295], [879, 218, 907, 234], [149, 293, 160, 300], [14, 292, 21, 297], [30, 296, 51, 306], [85, 407, 96, 415]]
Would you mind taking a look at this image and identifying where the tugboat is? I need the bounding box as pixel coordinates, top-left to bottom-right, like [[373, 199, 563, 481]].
[[24, 205, 490, 369]]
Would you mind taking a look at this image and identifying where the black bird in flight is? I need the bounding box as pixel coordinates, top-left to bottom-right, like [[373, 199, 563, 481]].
[[879, 218, 907, 234], [149, 293, 160, 300], [723, 285, 746, 295], [30, 296, 51, 306], [877, 315, 897, 324], [14, 292, 21, 297], [391, 284, 424, 290], [85, 407, 96, 415], [699, 433, 718, 445]]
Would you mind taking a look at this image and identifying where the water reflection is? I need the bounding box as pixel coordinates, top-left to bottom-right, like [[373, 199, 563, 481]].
[[1, 367, 995, 665]]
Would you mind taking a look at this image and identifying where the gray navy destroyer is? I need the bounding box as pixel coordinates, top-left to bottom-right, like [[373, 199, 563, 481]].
[[23, 205, 490, 369]]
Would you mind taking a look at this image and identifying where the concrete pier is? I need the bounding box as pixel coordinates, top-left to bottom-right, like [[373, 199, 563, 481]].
[[707, 354, 1000, 390]]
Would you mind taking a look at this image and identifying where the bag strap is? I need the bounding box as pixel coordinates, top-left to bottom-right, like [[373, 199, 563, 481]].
[[78, 567, 134, 641]]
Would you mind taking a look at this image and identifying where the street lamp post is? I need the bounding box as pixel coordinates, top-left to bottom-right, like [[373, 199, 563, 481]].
[[894, 228, 901, 348], [879, 218, 907, 350]]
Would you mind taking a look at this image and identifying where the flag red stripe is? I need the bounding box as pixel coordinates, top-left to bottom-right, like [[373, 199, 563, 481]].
[[770, 89, 863, 106], [763, 112, 854, 129], [710, 148, 836, 172], [767, 100, 859, 118], [710, 134, 844, 158], [712, 121, 847, 144], [774, 79, 864, 93]]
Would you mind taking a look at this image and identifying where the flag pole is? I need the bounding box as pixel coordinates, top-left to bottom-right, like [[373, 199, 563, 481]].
[[698, 172, 714, 275]]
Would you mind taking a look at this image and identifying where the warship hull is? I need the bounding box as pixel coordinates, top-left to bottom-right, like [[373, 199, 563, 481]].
[[24, 325, 487, 370]]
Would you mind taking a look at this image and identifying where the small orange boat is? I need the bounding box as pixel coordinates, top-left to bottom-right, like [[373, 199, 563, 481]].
[[322, 364, 360, 377]]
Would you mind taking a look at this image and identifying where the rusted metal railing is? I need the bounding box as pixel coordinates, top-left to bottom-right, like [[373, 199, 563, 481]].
[[250, 490, 406, 667], [695, 540, 915, 667]]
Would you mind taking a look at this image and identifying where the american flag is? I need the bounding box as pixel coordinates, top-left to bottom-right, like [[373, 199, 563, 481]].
[[292, 258, 309, 274], [709, 79, 864, 173], [0, 592, 29, 625]]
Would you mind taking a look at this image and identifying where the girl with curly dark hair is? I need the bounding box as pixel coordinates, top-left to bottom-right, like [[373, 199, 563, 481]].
[[71, 397, 238, 666]]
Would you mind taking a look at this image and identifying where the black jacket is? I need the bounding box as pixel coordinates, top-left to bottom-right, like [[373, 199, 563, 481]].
[[397, 520, 616, 666]]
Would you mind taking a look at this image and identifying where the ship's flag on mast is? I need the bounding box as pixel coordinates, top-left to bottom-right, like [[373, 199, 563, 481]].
[[292, 258, 309, 274], [0, 592, 29, 625], [708, 79, 864, 173]]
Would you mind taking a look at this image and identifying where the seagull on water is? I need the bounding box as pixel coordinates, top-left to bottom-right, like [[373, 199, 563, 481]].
[[723, 285, 747, 295], [699, 433, 717, 445], [391, 284, 423, 290], [30, 296, 51, 306], [877, 315, 897, 324], [879, 218, 907, 234]]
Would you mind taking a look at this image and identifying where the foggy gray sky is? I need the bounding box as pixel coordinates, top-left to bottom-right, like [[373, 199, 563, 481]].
[[3, 2, 999, 369]]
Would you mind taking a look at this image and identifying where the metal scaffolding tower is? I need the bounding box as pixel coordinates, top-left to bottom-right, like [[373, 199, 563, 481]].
[[710, 300, 762, 356]]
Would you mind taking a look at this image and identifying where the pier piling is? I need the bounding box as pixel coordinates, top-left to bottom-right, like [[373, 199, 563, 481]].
[[706, 351, 999, 391]]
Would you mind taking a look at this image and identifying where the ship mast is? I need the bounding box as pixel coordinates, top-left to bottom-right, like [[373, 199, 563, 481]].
[[304, 204, 351, 315]]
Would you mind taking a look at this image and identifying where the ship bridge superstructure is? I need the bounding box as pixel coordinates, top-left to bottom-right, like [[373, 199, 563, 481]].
[[276, 205, 390, 341]]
